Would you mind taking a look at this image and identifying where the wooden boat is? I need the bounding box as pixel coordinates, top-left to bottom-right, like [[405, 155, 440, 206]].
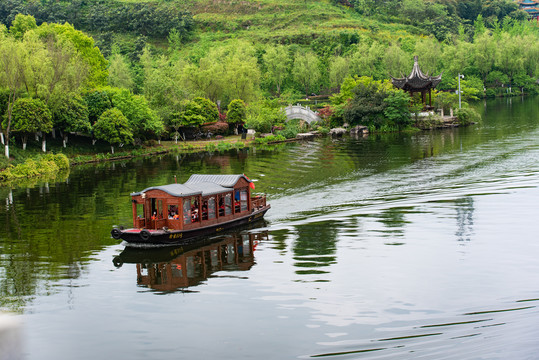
[[111, 174, 270, 245]]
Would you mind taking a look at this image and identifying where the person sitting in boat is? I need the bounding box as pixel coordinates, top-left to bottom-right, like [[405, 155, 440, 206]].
[[151, 211, 157, 220], [191, 208, 199, 222]]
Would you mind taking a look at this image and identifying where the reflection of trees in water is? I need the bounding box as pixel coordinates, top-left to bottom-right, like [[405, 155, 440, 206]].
[[455, 197, 474, 242], [268, 229, 289, 256], [377, 207, 410, 240], [292, 221, 339, 276]]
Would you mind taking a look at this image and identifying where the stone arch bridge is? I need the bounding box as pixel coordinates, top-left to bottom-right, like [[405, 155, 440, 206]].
[[284, 104, 321, 124]]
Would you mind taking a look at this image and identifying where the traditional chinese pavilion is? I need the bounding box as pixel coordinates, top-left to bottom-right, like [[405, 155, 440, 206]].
[[391, 56, 442, 110], [517, 0, 539, 20]]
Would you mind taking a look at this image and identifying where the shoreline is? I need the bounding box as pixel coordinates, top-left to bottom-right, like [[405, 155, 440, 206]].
[[0, 120, 472, 186]]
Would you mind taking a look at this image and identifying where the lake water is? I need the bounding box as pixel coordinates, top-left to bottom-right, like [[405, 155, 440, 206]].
[[1, 97, 539, 360]]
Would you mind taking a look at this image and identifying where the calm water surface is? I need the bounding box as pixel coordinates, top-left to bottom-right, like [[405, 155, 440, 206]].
[[1, 97, 539, 359]]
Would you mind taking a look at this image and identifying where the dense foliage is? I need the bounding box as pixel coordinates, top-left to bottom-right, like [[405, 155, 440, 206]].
[[1, 0, 538, 163], [93, 108, 133, 153], [0, 0, 194, 40]]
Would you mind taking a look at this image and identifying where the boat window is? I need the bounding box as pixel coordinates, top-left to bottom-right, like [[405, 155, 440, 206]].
[[234, 190, 240, 213], [240, 189, 248, 212], [151, 198, 156, 218], [136, 203, 144, 218], [183, 198, 191, 225], [202, 200, 208, 221], [225, 194, 232, 215], [208, 197, 216, 219], [168, 204, 179, 219], [158, 200, 163, 218], [218, 196, 225, 217]]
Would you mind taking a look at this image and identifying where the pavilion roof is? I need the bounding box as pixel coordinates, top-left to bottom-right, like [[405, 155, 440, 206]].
[[391, 56, 442, 91]]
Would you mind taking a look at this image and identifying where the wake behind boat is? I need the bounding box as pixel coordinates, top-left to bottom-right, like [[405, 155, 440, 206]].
[[111, 174, 270, 245]]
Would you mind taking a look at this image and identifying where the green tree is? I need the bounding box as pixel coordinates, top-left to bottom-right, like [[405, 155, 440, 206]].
[[175, 100, 206, 128], [36, 22, 108, 88], [192, 97, 219, 123], [184, 42, 261, 103], [140, 47, 187, 124], [93, 108, 133, 154], [108, 46, 134, 91], [263, 45, 289, 95], [9, 14, 37, 39], [413, 37, 442, 76], [292, 51, 320, 97], [9, 98, 53, 151], [343, 81, 387, 127], [349, 41, 386, 79], [0, 36, 26, 158], [110, 87, 164, 141], [51, 94, 91, 147], [226, 99, 247, 134], [384, 44, 411, 78], [84, 89, 112, 124], [245, 101, 287, 133], [485, 70, 509, 88], [226, 99, 247, 124], [329, 56, 349, 90], [383, 90, 412, 129], [472, 33, 496, 82]]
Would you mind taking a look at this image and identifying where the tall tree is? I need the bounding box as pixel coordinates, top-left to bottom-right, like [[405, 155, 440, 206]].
[[383, 44, 411, 78], [108, 47, 134, 92], [0, 36, 26, 158], [93, 108, 133, 154], [51, 94, 91, 147], [292, 51, 320, 97], [263, 45, 289, 95], [9, 98, 53, 151], [329, 56, 349, 90]]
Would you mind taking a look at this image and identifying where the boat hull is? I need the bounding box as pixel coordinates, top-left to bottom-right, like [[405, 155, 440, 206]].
[[113, 206, 270, 245]]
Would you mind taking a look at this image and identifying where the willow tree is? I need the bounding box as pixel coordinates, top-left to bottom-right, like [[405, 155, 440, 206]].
[[0, 35, 26, 158], [292, 51, 320, 97], [263, 45, 289, 95]]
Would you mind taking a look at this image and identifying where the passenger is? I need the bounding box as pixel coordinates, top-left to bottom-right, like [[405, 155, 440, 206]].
[[151, 211, 157, 220]]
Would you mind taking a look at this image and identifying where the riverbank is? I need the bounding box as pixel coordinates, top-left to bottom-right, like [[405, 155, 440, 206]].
[[0, 112, 476, 185]]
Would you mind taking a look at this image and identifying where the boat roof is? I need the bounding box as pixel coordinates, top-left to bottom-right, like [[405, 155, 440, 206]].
[[131, 174, 252, 198]]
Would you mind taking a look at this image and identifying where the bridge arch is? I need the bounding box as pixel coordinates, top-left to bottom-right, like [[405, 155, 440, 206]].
[[284, 104, 321, 124]]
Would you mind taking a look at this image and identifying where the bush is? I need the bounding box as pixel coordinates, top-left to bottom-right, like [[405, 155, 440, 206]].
[[201, 121, 230, 135], [0, 153, 69, 181], [276, 125, 299, 139], [456, 107, 481, 125], [485, 89, 496, 98], [253, 135, 286, 144]]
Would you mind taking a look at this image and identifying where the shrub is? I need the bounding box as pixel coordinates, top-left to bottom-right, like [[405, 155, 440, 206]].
[[485, 89, 496, 98], [253, 135, 286, 144], [456, 107, 481, 125], [201, 121, 230, 135], [276, 125, 299, 139], [317, 126, 330, 135], [0, 153, 69, 181]]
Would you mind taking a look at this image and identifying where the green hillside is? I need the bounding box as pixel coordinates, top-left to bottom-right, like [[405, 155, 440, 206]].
[[1, 0, 538, 169]]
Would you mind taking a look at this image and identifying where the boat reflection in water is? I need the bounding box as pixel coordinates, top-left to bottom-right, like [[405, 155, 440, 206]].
[[113, 231, 268, 292]]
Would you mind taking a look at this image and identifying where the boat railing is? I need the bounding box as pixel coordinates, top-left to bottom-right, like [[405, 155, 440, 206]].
[[154, 218, 167, 229], [135, 217, 146, 228], [251, 195, 267, 210]]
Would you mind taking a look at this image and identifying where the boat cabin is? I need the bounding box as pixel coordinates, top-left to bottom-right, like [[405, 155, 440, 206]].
[[130, 174, 266, 231]]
